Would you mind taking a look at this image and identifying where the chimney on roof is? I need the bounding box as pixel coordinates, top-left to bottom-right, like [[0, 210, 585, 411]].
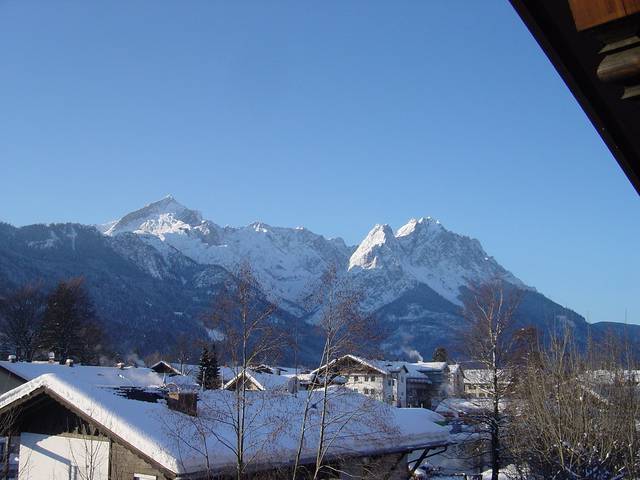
[[48, 352, 55, 363], [65, 358, 74, 367], [7, 355, 16, 363], [166, 391, 198, 416]]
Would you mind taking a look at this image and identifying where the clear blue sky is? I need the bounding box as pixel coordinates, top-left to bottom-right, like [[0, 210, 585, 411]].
[[1, 1, 638, 325]]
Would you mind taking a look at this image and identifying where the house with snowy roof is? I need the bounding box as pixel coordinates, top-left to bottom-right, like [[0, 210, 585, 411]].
[[462, 369, 511, 398], [311, 355, 409, 407], [222, 368, 298, 393], [149, 360, 184, 376], [150, 360, 301, 393], [378, 361, 463, 408], [151, 360, 299, 381], [0, 371, 450, 479], [312, 355, 466, 409]]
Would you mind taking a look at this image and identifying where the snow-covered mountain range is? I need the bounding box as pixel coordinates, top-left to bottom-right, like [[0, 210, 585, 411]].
[[100, 195, 528, 313], [1, 196, 632, 363]]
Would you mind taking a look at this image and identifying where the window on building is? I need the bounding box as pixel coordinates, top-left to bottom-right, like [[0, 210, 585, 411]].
[[364, 388, 369, 394], [354, 375, 359, 382]]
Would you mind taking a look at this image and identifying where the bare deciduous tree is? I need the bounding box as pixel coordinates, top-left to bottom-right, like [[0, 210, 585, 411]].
[[460, 278, 522, 480], [508, 331, 640, 479], [67, 423, 109, 480], [204, 262, 288, 480], [171, 332, 198, 375], [291, 265, 384, 479], [0, 283, 46, 361], [39, 277, 106, 364]]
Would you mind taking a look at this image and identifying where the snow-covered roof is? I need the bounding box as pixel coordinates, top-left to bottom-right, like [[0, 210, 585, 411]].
[[0, 360, 186, 388], [583, 369, 640, 384], [161, 362, 262, 385], [223, 369, 294, 391], [311, 355, 409, 376], [0, 374, 450, 476], [275, 366, 303, 376], [402, 361, 449, 379], [435, 397, 492, 416], [462, 369, 495, 384], [413, 361, 448, 372], [150, 360, 183, 376]]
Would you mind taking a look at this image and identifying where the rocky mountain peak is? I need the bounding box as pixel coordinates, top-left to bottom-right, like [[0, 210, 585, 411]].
[[105, 195, 203, 237], [396, 216, 443, 239], [349, 224, 401, 270], [99, 197, 528, 310]]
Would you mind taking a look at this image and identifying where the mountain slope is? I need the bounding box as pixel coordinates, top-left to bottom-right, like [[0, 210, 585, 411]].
[[103, 196, 352, 312], [1, 197, 636, 363]]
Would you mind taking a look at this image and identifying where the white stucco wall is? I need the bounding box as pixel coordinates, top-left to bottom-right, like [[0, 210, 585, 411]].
[[344, 371, 407, 407], [18, 432, 110, 480]]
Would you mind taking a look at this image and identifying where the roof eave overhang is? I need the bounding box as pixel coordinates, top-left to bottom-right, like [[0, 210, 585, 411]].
[[508, 0, 640, 196]]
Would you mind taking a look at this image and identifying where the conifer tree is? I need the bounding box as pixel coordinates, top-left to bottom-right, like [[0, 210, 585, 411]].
[[209, 343, 221, 389], [197, 346, 211, 389], [432, 346, 448, 362], [197, 344, 222, 390]]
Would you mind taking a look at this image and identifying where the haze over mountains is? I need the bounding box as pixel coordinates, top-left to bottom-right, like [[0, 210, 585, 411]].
[[0, 196, 635, 363]]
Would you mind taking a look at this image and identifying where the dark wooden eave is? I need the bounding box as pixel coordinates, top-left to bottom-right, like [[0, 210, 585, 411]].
[[508, 0, 640, 195]]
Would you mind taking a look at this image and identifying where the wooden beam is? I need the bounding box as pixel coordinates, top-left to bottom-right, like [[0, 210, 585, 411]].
[[568, 0, 640, 30], [623, 0, 640, 15], [569, 0, 628, 30]]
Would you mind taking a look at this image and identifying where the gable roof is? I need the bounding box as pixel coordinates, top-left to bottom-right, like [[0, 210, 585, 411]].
[[311, 355, 409, 376], [222, 369, 294, 391], [150, 360, 183, 376], [0, 374, 450, 476]]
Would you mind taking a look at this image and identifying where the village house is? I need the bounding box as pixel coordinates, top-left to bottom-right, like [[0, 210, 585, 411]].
[[461, 369, 511, 398], [446, 364, 464, 396], [311, 355, 467, 409], [222, 368, 298, 393], [0, 370, 450, 479], [404, 361, 464, 407], [403, 363, 433, 408], [150, 360, 301, 394], [311, 355, 409, 407]]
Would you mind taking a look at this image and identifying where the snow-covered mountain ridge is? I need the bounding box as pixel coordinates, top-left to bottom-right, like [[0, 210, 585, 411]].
[[101, 196, 529, 311], [2, 203, 634, 362]]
